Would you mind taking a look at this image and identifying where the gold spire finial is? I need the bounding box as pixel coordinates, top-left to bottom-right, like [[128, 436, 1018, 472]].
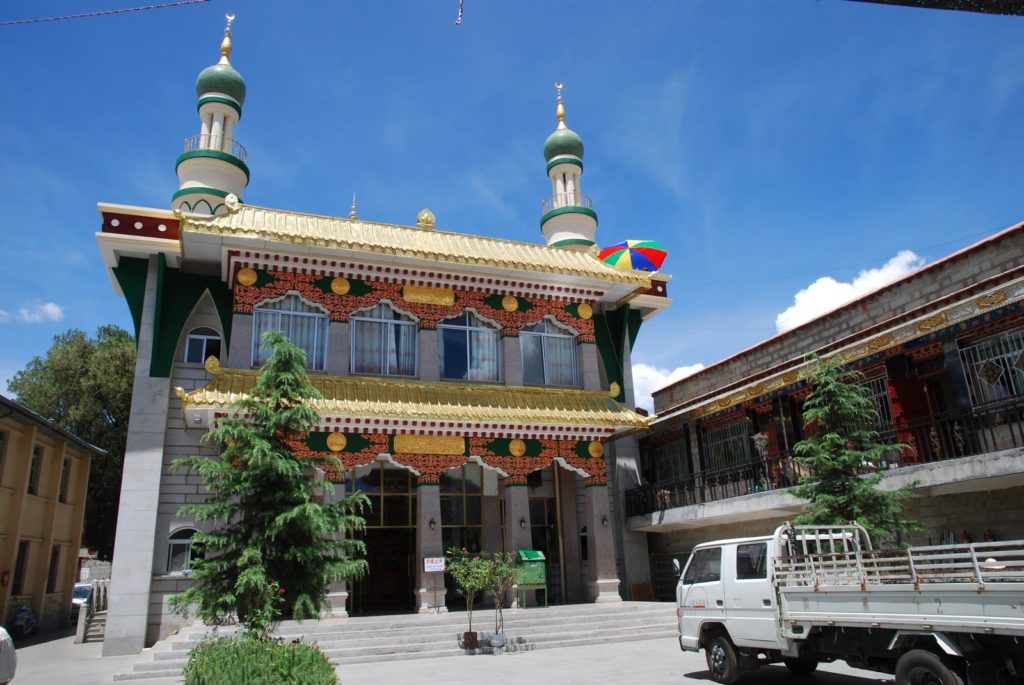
[[349, 192, 359, 220], [555, 82, 567, 130], [219, 13, 235, 65]]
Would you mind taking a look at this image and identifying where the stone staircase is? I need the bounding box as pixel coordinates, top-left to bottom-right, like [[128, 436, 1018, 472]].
[[84, 609, 107, 643], [112, 601, 677, 683]]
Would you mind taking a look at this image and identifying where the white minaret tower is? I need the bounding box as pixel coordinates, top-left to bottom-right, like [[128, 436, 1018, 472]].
[[540, 83, 597, 250], [173, 14, 249, 215]]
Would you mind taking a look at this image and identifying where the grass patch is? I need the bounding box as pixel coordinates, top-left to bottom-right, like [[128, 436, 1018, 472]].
[[183, 635, 337, 685]]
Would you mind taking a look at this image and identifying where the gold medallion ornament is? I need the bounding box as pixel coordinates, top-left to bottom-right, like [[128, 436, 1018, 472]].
[[236, 267, 257, 286], [509, 439, 527, 457], [588, 441, 605, 458], [577, 303, 593, 320], [608, 381, 621, 398], [326, 432, 347, 452], [501, 295, 519, 312], [330, 277, 351, 295]]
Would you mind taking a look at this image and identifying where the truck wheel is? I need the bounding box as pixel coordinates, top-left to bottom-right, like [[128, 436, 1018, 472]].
[[705, 633, 742, 684], [895, 650, 965, 685], [783, 657, 819, 675]]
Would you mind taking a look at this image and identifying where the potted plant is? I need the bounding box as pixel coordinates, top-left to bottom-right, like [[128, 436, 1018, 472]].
[[446, 547, 490, 650], [486, 552, 517, 648]]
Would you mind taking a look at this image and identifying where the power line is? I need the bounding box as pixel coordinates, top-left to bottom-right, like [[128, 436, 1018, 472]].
[[0, 0, 210, 27]]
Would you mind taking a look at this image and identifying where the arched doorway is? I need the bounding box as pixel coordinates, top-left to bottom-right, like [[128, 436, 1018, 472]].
[[346, 460, 418, 614]]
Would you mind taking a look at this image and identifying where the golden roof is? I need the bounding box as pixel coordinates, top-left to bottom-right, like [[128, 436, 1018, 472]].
[[179, 368, 648, 429], [180, 204, 651, 287]]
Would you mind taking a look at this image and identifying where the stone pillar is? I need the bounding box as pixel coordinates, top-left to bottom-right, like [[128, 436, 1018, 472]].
[[105, 255, 173, 655], [415, 482, 446, 613], [420, 330, 440, 382], [326, 321, 349, 376], [226, 313, 252, 368], [584, 484, 621, 603], [502, 336, 523, 386], [504, 481, 532, 607], [581, 343, 601, 391], [324, 480, 349, 617]]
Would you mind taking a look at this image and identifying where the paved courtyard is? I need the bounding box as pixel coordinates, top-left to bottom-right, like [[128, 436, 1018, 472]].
[[13, 631, 894, 685]]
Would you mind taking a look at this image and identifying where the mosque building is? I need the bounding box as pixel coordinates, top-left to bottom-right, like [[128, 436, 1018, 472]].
[[97, 19, 670, 654]]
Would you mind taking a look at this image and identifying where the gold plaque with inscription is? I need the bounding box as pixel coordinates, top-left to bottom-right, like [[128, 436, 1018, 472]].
[[326, 433, 347, 452], [393, 434, 465, 455], [236, 267, 257, 286], [403, 285, 455, 306]]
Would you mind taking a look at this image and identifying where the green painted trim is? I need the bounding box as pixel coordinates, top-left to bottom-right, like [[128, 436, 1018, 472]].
[[540, 205, 598, 228], [172, 186, 230, 201], [546, 157, 583, 173], [594, 306, 628, 403], [584, 482, 608, 488], [504, 483, 529, 487], [626, 307, 644, 352], [111, 257, 148, 342], [175, 149, 250, 183], [149, 253, 167, 377], [150, 267, 236, 378], [550, 238, 596, 248], [197, 95, 242, 117]]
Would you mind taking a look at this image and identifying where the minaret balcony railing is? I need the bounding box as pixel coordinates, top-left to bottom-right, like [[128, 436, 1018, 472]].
[[183, 134, 248, 163], [541, 192, 592, 215]]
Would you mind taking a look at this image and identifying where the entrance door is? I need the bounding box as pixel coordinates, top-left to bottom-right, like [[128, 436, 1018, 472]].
[[352, 528, 415, 613]]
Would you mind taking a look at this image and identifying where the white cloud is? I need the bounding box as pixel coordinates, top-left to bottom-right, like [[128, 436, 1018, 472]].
[[632, 362, 705, 414], [2, 301, 65, 324], [775, 250, 926, 333]]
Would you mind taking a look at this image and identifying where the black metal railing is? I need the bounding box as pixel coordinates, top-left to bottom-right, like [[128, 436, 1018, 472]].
[[626, 397, 1024, 518]]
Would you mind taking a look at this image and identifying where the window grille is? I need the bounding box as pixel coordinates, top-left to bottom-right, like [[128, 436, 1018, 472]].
[[701, 420, 750, 471], [959, 327, 1024, 406], [860, 374, 894, 428]]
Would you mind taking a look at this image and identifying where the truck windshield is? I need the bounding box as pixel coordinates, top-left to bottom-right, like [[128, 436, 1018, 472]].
[[682, 547, 721, 584]]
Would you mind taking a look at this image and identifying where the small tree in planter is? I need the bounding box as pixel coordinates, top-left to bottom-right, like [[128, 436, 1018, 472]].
[[487, 552, 517, 644], [446, 547, 491, 649]]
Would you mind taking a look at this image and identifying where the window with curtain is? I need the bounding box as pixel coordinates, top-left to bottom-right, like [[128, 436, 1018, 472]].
[[439, 311, 500, 381], [351, 302, 417, 376], [520, 318, 578, 386], [252, 293, 329, 371]]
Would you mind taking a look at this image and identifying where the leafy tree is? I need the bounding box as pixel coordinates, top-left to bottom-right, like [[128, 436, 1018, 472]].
[[446, 547, 491, 635], [792, 355, 918, 546], [7, 326, 135, 559], [486, 552, 517, 636], [170, 331, 368, 635]]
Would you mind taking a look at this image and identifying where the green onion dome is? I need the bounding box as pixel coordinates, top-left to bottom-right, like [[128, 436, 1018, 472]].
[[196, 63, 246, 105], [544, 126, 584, 162]]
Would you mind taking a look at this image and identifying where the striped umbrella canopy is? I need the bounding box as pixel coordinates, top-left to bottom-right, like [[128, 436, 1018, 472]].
[[597, 240, 667, 272]]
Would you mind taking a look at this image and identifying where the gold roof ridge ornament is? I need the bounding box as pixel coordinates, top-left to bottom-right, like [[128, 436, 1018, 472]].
[[219, 13, 235, 65], [555, 82, 567, 130], [416, 208, 436, 230]]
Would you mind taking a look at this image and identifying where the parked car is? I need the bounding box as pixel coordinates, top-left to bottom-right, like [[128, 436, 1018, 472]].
[[70, 583, 93, 622]]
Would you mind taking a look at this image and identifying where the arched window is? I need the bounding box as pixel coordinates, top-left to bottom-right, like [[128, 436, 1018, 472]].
[[252, 293, 328, 371], [520, 318, 578, 386], [439, 311, 500, 381], [350, 302, 417, 376], [167, 529, 196, 575], [184, 327, 222, 364]]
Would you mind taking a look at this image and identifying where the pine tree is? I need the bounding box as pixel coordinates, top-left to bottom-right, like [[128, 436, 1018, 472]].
[[792, 355, 917, 547], [170, 331, 368, 635]]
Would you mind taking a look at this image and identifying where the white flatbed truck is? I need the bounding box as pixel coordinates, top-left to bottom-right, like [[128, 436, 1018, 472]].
[[674, 523, 1024, 684]]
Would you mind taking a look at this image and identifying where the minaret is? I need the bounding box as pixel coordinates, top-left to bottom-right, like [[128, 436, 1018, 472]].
[[540, 83, 597, 250], [173, 14, 249, 215]]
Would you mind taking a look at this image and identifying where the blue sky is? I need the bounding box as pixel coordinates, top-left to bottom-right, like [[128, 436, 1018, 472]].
[[1, 1, 1023, 410]]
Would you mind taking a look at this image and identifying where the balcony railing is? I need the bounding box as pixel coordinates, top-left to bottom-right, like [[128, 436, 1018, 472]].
[[625, 397, 1024, 518], [183, 134, 248, 162], [541, 192, 593, 215]]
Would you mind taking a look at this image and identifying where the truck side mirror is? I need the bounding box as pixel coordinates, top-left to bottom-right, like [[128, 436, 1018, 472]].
[[672, 558, 681, 579]]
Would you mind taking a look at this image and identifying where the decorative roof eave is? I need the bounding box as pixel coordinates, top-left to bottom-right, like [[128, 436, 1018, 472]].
[[178, 364, 648, 440], [179, 203, 652, 289], [652, 275, 1024, 426]]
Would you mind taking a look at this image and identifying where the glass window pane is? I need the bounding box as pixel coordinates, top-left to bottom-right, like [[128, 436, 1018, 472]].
[[206, 337, 221, 361], [389, 323, 417, 376], [353, 463, 381, 493], [442, 495, 465, 525], [464, 496, 482, 525], [382, 496, 410, 526], [529, 498, 547, 523], [185, 338, 205, 363], [381, 464, 410, 493], [441, 328, 469, 380], [468, 328, 499, 381], [353, 320, 384, 374], [463, 464, 482, 493], [521, 335, 545, 384], [543, 335, 576, 386], [439, 468, 461, 494]]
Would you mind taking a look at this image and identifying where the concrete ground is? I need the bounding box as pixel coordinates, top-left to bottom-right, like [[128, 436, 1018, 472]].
[[11, 631, 895, 685]]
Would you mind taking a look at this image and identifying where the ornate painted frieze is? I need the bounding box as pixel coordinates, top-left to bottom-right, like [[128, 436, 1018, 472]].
[[231, 268, 596, 341]]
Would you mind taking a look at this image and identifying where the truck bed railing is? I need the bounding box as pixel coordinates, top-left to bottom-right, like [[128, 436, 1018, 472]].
[[775, 539, 1024, 589]]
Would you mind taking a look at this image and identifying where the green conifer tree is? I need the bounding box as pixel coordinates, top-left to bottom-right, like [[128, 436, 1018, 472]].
[[792, 355, 917, 546], [170, 331, 368, 635]]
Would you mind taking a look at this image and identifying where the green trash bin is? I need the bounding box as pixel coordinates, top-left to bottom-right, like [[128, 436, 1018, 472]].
[[516, 549, 547, 607]]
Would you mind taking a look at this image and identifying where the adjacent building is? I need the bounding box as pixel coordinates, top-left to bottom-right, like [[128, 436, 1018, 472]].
[[0, 395, 103, 632], [629, 224, 1024, 599], [98, 21, 670, 654]]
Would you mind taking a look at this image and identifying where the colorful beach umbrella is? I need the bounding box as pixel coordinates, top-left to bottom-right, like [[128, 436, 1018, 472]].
[[598, 240, 668, 272]]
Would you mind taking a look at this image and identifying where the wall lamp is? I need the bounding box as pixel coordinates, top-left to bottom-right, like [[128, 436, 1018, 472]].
[[519, 518, 527, 529], [601, 515, 609, 527], [429, 518, 436, 530]]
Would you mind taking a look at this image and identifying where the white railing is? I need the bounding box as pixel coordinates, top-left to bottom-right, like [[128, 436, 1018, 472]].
[[541, 192, 592, 215], [183, 134, 247, 162]]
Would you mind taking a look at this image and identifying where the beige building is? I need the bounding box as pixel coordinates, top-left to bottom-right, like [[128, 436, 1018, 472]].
[[0, 395, 103, 632]]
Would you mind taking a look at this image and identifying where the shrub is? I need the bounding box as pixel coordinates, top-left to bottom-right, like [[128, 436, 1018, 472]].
[[183, 635, 338, 685]]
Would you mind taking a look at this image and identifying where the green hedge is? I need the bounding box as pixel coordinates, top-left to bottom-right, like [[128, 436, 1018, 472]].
[[183, 635, 338, 685]]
